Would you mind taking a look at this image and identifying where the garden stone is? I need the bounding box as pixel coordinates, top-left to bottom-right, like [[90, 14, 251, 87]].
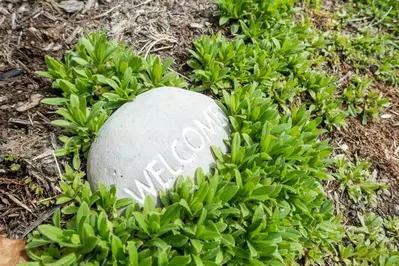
[[58, 0, 84, 13], [87, 87, 230, 205]]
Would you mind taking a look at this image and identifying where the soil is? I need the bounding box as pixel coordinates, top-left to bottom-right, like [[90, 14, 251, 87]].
[[327, 113, 399, 223], [0, 0, 217, 239]]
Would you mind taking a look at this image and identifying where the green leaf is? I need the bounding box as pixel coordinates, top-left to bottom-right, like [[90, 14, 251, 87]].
[[115, 198, 134, 210], [62, 205, 79, 214], [58, 80, 77, 94], [127, 241, 139, 265], [211, 145, 224, 161], [56, 195, 73, 205], [144, 195, 155, 217], [231, 132, 241, 164], [163, 234, 189, 247], [73, 151, 81, 170], [77, 202, 89, 233], [161, 203, 180, 226], [72, 57, 90, 66], [36, 71, 54, 79], [45, 252, 78, 266], [192, 254, 204, 266], [167, 256, 191, 266], [111, 235, 123, 260], [53, 208, 61, 228], [26, 239, 54, 249], [219, 16, 230, 25], [41, 98, 68, 106], [179, 199, 192, 216], [80, 237, 98, 254], [231, 23, 240, 34], [219, 185, 239, 204], [38, 225, 65, 243], [157, 223, 180, 236], [51, 120, 74, 128]]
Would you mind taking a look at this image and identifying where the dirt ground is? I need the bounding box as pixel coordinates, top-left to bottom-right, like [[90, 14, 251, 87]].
[[306, 0, 399, 225], [0, 0, 216, 239], [1, 0, 398, 241]]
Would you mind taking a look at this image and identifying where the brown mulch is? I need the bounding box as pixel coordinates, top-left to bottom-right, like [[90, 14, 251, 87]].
[[298, 0, 399, 226], [0, 0, 216, 239], [327, 114, 399, 221]]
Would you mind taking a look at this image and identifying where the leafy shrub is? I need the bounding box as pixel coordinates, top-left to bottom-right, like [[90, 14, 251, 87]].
[[333, 155, 388, 207], [190, 2, 350, 130], [323, 30, 399, 86], [40, 32, 186, 162], [201, 0, 392, 129], [384, 216, 399, 239], [23, 1, 399, 265], [217, 0, 296, 36], [352, 0, 399, 35], [342, 75, 389, 125], [335, 213, 399, 265], [23, 84, 344, 265]]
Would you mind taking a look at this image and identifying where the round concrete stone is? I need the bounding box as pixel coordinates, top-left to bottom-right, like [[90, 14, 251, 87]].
[[87, 87, 230, 205]]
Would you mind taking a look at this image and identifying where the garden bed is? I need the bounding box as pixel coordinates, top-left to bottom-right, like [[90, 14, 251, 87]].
[[0, 0, 398, 265], [0, 0, 216, 238]]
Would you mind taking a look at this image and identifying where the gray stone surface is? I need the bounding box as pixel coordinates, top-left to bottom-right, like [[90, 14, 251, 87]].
[[87, 87, 230, 205], [58, 0, 84, 13]]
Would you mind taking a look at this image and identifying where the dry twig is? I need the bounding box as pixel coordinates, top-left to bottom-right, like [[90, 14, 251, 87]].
[[0, 178, 24, 186], [5, 194, 35, 216]]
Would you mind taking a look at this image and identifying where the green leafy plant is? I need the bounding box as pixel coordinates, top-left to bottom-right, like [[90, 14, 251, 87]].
[[316, 11, 399, 86], [23, 1, 399, 265], [342, 75, 389, 124], [4, 154, 21, 172], [384, 216, 399, 239], [333, 155, 388, 207], [217, 0, 296, 36], [39, 31, 187, 162], [335, 213, 399, 265], [141, 55, 186, 89], [50, 95, 108, 165], [188, 31, 347, 129], [350, 0, 399, 34], [24, 83, 345, 265]]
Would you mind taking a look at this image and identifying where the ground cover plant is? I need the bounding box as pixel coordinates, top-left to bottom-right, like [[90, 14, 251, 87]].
[[0, 0, 397, 265], [38, 31, 186, 166], [333, 155, 388, 208]]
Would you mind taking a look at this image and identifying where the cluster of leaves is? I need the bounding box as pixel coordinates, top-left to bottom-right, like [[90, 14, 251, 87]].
[[23, 1, 398, 266], [305, 0, 399, 86], [334, 213, 399, 265], [351, 0, 399, 35], [5, 154, 21, 172], [24, 84, 345, 265], [333, 155, 388, 207], [189, 0, 389, 129], [188, 32, 348, 130], [217, 0, 296, 37], [320, 29, 399, 86], [341, 75, 389, 125], [40, 31, 186, 162]]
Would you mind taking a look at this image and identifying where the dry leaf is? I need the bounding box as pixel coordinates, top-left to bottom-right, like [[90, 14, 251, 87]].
[[15, 93, 43, 112], [0, 236, 29, 266]]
